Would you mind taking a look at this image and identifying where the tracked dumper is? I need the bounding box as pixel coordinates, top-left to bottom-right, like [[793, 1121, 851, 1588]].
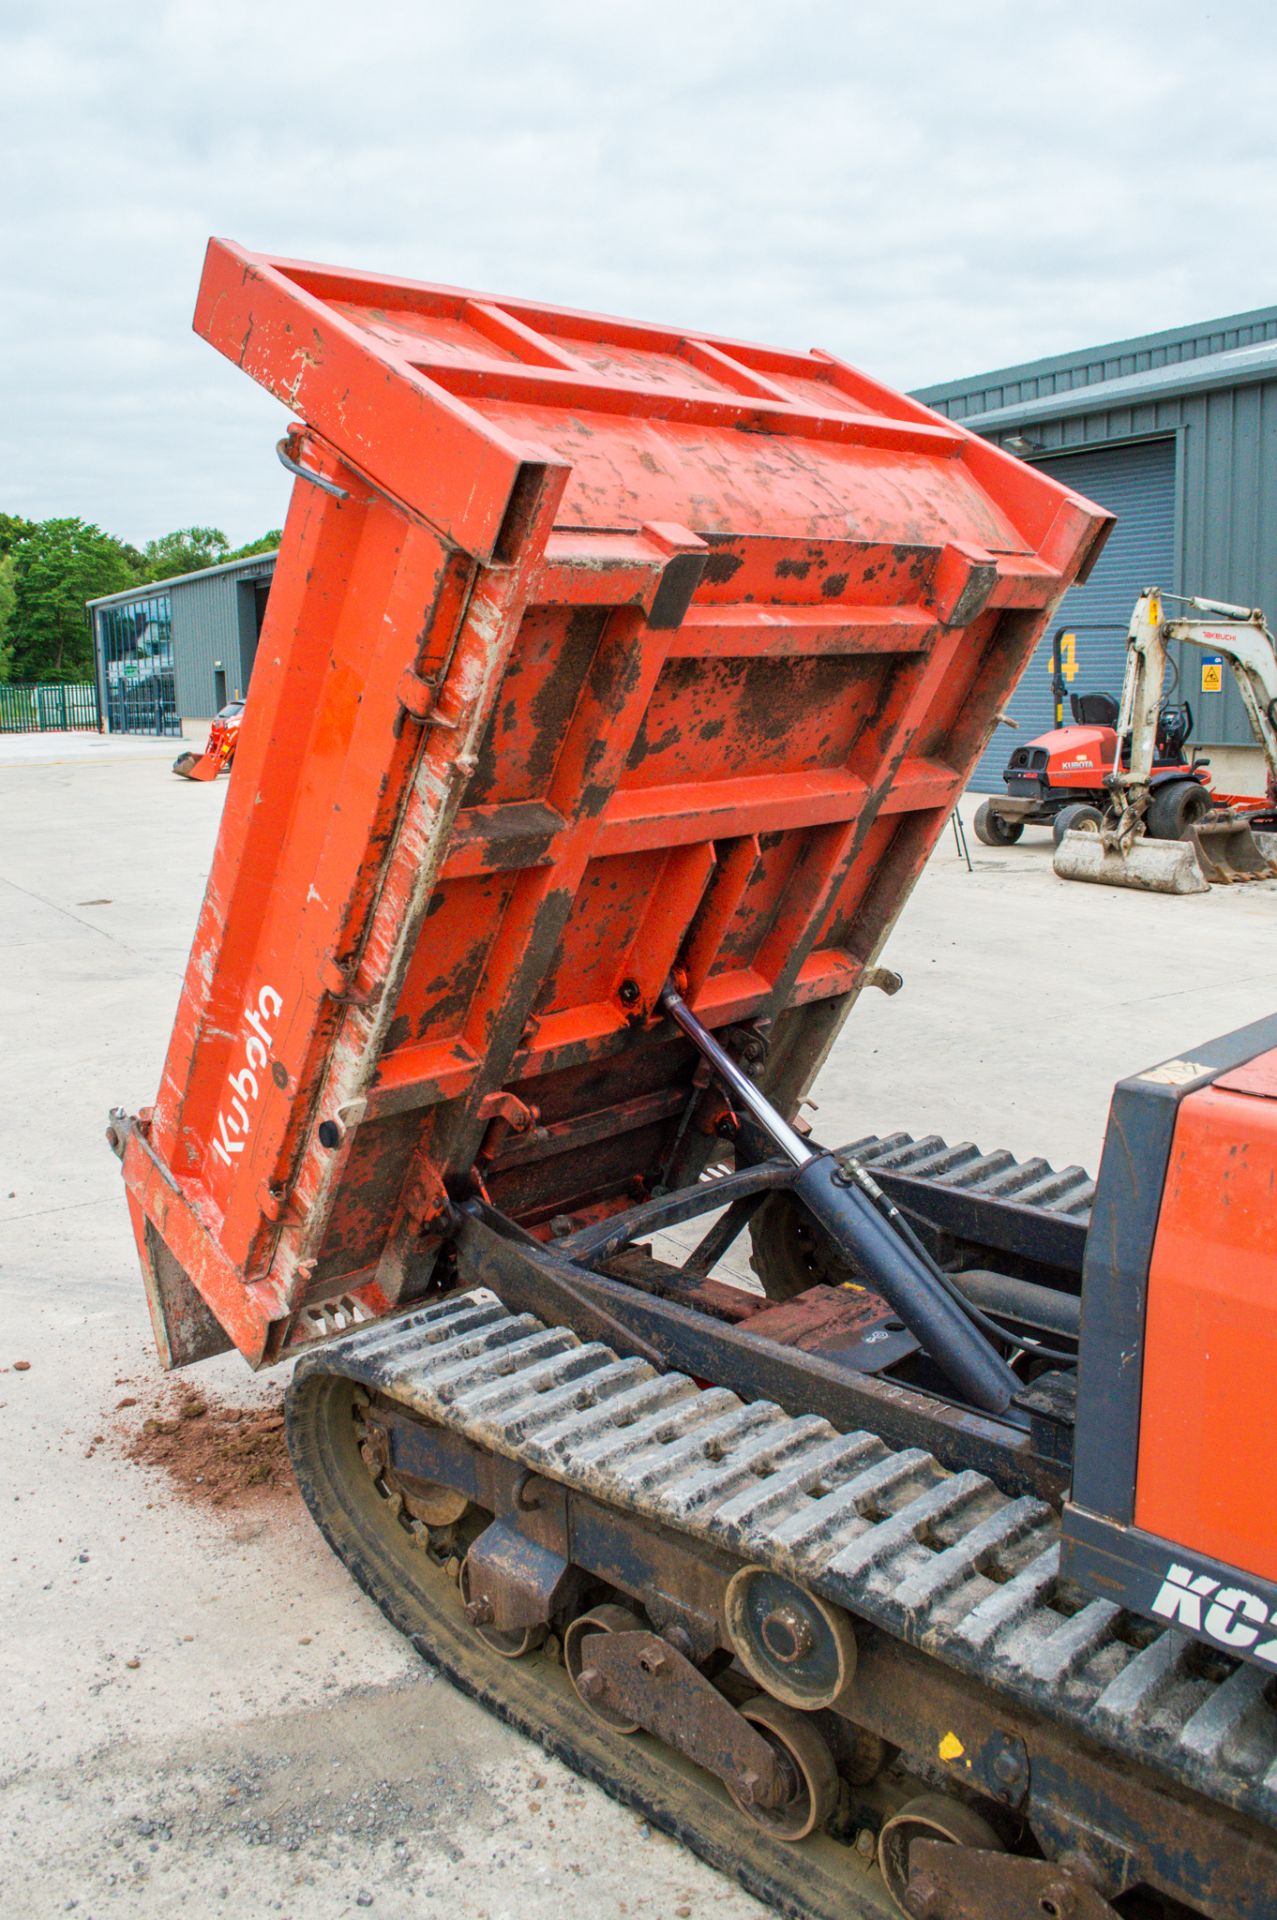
[[113, 241, 1277, 1920]]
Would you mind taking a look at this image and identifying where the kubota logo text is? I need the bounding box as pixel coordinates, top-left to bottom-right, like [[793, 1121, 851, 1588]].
[[211, 984, 283, 1170], [1151, 1561, 1277, 1666]]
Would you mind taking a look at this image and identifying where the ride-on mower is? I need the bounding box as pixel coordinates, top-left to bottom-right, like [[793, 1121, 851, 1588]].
[[973, 685, 1203, 851], [112, 242, 1277, 1920], [172, 698, 243, 781]]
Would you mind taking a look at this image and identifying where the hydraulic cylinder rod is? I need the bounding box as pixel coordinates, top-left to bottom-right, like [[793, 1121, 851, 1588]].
[[663, 984, 813, 1166], [661, 985, 1021, 1415]]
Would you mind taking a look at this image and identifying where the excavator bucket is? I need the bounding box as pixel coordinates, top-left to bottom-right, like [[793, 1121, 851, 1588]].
[[1189, 817, 1277, 884], [1052, 827, 1209, 894], [172, 749, 221, 782]]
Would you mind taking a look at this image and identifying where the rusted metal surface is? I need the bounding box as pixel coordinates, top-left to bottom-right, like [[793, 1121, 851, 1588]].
[[452, 1201, 1061, 1496], [461, 1515, 573, 1631], [1189, 816, 1277, 883], [905, 1841, 1119, 1920], [120, 241, 1110, 1368], [576, 1627, 789, 1807], [290, 1319, 1277, 1920], [724, 1565, 858, 1710]]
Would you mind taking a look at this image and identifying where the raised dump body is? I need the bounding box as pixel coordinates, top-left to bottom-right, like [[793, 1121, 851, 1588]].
[[117, 241, 1109, 1371]]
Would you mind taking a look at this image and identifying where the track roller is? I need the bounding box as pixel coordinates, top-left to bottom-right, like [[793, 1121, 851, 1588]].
[[564, 1604, 646, 1731], [877, 1792, 1004, 1917], [725, 1697, 839, 1843]]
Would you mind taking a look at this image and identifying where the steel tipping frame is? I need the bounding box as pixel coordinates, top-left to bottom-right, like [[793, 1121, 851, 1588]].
[[121, 241, 1112, 1376], [449, 1193, 1064, 1501]]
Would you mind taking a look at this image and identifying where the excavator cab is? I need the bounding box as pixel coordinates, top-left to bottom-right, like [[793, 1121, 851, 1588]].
[[1153, 697, 1194, 764]]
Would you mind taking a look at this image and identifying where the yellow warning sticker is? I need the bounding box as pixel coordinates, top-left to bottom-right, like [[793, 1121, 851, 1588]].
[[1201, 657, 1224, 693], [938, 1732, 966, 1763]]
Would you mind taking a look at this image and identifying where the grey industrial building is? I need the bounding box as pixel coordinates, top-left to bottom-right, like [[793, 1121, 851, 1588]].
[[87, 303, 1277, 776], [87, 550, 277, 737], [914, 304, 1277, 794]]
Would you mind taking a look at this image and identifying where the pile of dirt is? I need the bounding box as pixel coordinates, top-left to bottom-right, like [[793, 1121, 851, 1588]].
[[117, 1382, 297, 1509]]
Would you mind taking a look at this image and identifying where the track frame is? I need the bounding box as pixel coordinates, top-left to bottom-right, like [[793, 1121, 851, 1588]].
[[287, 1362, 1277, 1920], [452, 1195, 1068, 1502]]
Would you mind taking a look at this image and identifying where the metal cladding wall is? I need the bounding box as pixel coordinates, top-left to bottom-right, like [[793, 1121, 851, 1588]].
[[919, 307, 1277, 423], [915, 306, 1277, 771], [170, 556, 276, 717], [967, 441, 1176, 791], [89, 553, 277, 730]]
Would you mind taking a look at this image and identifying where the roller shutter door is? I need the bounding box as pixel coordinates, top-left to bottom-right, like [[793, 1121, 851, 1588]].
[[969, 438, 1176, 792]]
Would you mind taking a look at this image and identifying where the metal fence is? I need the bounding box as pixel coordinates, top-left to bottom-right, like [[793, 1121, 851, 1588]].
[[0, 681, 101, 733]]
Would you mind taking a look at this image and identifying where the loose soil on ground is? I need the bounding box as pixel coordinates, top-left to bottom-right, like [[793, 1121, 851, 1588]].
[[113, 1378, 297, 1509]]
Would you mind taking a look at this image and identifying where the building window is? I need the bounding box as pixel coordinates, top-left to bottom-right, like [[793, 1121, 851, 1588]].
[[97, 593, 180, 736]]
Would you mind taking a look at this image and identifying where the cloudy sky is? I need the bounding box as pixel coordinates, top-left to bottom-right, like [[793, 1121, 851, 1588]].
[[3, 0, 1275, 547]]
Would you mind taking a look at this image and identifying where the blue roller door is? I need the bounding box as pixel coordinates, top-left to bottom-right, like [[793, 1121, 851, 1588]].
[[969, 438, 1177, 791]]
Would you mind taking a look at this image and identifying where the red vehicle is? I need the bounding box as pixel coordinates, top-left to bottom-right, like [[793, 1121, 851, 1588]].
[[172, 699, 243, 781], [107, 241, 1277, 1918], [973, 686, 1211, 847]]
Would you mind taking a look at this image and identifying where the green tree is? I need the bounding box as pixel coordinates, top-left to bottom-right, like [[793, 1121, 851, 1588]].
[[0, 554, 15, 682], [230, 528, 283, 560], [10, 518, 138, 684], [0, 513, 34, 558], [141, 525, 231, 581]]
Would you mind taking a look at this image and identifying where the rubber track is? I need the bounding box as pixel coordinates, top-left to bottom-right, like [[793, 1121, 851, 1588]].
[[293, 1291, 1277, 1836], [843, 1132, 1095, 1218]]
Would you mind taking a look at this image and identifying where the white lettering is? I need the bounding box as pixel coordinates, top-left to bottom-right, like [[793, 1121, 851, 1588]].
[[244, 1005, 273, 1050], [209, 984, 282, 1178], [1150, 1563, 1219, 1632], [1152, 1560, 1277, 1663], [211, 1110, 245, 1168], [229, 1065, 259, 1106], [1204, 1588, 1267, 1650]]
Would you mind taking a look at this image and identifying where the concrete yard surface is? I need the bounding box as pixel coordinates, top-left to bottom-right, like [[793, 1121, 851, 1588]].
[[2, 736, 1274, 1919]]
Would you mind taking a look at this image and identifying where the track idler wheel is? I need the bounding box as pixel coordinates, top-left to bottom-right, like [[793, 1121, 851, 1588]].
[[725, 1566, 856, 1709], [726, 1697, 839, 1842], [564, 1603, 646, 1731], [877, 1792, 1004, 1917]]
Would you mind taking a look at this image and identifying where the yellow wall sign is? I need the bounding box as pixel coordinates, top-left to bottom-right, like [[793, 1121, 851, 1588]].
[[1055, 633, 1079, 682], [1201, 657, 1224, 694]]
